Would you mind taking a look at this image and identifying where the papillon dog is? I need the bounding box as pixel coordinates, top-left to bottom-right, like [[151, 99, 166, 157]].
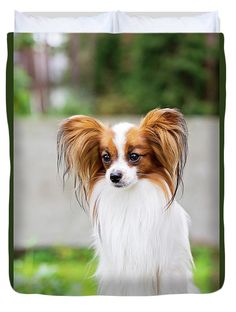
[[57, 108, 198, 295]]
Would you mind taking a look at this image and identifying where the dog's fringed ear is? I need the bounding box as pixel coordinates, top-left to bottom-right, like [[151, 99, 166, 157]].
[[57, 115, 105, 193], [140, 108, 188, 200]]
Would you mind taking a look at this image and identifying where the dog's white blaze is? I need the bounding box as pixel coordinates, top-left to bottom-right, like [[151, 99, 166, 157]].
[[105, 122, 137, 187], [90, 179, 197, 295], [112, 122, 133, 160]]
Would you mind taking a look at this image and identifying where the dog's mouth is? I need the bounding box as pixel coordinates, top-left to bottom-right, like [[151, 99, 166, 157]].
[[111, 181, 136, 189], [112, 182, 127, 188]]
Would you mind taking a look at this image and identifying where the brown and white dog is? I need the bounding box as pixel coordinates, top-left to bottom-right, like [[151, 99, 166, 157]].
[[57, 108, 198, 295]]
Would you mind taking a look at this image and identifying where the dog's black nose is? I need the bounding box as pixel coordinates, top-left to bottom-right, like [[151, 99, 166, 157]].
[[110, 171, 122, 183]]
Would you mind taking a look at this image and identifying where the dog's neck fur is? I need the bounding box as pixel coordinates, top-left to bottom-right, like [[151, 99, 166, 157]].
[[90, 178, 196, 295]]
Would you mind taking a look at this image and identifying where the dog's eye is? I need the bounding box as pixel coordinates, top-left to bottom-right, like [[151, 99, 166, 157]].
[[129, 153, 140, 162], [102, 153, 111, 163]]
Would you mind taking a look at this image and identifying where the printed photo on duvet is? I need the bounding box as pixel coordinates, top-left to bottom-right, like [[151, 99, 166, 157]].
[[12, 33, 223, 295]]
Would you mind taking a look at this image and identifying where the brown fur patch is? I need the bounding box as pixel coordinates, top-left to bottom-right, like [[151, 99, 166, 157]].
[[100, 128, 118, 168], [57, 115, 106, 206], [125, 127, 150, 156], [140, 108, 188, 204], [125, 126, 171, 199]]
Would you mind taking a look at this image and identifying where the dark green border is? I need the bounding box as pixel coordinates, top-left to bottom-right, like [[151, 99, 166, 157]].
[[219, 33, 225, 289], [6, 32, 14, 287], [7, 32, 225, 292]]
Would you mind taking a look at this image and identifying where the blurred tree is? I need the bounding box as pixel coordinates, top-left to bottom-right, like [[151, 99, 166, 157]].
[[14, 33, 50, 114], [94, 35, 121, 94], [68, 34, 80, 86]]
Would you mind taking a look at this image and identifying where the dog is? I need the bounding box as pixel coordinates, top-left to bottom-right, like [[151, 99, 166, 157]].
[[57, 108, 198, 295]]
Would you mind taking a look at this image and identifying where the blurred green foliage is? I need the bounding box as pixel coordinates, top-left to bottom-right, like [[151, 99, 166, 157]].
[[94, 34, 219, 115], [14, 66, 32, 115], [14, 33, 35, 50], [14, 246, 219, 295], [14, 33, 219, 117]]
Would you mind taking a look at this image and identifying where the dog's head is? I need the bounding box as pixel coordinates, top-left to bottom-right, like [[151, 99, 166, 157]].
[[57, 108, 187, 204]]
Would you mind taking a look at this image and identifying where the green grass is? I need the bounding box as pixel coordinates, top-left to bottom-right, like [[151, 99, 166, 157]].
[[14, 247, 97, 296], [192, 246, 220, 293], [13, 246, 219, 295]]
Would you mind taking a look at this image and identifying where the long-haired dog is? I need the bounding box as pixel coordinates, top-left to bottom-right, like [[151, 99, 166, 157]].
[[57, 108, 198, 295]]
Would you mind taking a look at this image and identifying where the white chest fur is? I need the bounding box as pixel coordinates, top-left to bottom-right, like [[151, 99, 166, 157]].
[[90, 179, 196, 295]]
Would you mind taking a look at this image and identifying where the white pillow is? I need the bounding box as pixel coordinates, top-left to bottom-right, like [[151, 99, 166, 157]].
[[15, 11, 220, 33], [15, 11, 115, 33], [117, 12, 220, 33]]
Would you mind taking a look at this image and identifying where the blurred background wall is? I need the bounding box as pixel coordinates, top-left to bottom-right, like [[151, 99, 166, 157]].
[[14, 116, 219, 249], [13, 33, 220, 249]]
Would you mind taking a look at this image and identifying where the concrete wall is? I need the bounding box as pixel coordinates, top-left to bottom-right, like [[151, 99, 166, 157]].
[[14, 116, 219, 249]]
